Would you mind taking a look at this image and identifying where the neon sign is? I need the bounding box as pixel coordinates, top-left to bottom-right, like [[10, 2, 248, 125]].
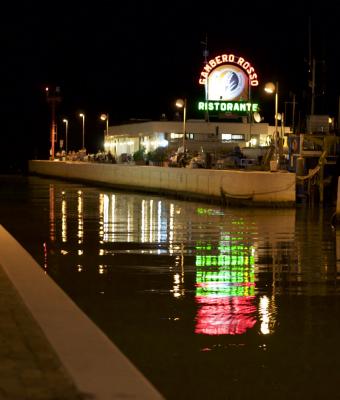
[[197, 101, 259, 113], [199, 53, 259, 87]]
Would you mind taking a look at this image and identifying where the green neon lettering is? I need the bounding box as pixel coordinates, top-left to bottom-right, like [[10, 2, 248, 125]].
[[197, 101, 261, 114]]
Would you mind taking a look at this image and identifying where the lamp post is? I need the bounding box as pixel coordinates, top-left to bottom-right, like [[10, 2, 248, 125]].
[[79, 113, 85, 150], [62, 119, 68, 153], [175, 98, 187, 151], [264, 81, 279, 153], [100, 113, 109, 150], [100, 113, 109, 136]]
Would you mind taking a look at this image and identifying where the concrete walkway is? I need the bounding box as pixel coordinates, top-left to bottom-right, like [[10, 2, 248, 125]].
[[0, 225, 163, 400], [0, 265, 82, 400]]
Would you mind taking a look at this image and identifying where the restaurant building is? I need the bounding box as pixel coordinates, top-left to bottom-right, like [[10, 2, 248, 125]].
[[104, 51, 290, 158], [104, 119, 288, 157]]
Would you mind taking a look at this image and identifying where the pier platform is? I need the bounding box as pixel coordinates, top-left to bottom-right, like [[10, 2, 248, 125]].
[[0, 225, 163, 400], [29, 160, 296, 206]]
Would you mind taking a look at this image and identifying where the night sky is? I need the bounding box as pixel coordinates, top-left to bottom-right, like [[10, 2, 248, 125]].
[[1, 2, 340, 171]]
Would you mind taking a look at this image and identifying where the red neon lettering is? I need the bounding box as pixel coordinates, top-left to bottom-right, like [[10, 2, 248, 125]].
[[237, 57, 245, 66], [243, 62, 250, 70], [199, 53, 259, 86], [204, 64, 212, 73]]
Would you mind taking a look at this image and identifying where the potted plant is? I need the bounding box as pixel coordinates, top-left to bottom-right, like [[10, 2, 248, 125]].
[[133, 147, 146, 165], [147, 147, 169, 166]]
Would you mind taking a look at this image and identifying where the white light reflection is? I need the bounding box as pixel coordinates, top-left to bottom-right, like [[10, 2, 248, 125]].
[[149, 200, 153, 243], [127, 201, 132, 242], [169, 203, 174, 255], [141, 200, 147, 242], [172, 272, 185, 298], [99, 194, 104, 243], [98, 264, 107, 274], [157, 201, 162, 244], [77, 190, 83, 244], [111, 194, 115, 242], [259, 295, 276, 335], [61, 195, 67, 243], [49, 185, 55, 241], [103, 194, 109, 242]]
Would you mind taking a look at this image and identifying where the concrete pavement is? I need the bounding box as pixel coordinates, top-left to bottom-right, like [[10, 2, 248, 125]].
[[0, 225, 163, 400], [0, 265, 82, 400]]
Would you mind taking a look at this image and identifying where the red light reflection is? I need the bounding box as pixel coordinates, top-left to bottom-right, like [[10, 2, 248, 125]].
[[195, 295, 256, 335]]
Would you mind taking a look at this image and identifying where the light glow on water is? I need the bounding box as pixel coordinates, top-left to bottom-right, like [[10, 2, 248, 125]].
[[5, 176, 339, 400]]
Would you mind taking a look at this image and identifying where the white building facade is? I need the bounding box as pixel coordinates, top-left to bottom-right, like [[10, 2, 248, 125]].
[[104, 119, 288, 158]]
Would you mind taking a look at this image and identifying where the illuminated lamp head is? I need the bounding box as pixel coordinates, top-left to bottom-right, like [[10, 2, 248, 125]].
[[264, 82, 276, 94]]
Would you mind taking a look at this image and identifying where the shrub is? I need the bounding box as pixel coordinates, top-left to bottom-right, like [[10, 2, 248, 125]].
[[147, 146, 169, 162], [133, 147, 146, 162]]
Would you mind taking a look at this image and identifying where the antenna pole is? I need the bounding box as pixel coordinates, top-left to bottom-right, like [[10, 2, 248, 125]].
[[202, 34, 209, 122], [46, 86, 62, 160]]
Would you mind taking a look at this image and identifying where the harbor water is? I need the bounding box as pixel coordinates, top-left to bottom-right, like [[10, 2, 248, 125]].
[[0, 175, 340, 399]]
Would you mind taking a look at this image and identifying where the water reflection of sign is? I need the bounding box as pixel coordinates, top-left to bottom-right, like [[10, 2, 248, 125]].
[[195, 242, 256, 335], [196, 296, 256, 335]]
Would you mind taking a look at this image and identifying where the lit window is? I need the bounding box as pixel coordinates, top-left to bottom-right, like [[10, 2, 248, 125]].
[[221, 134, 232, 141]]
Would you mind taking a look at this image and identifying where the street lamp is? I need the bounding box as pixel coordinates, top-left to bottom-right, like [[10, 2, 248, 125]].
[[175, 98, 187, 151], [100, 113, 109, 137], [79, 113, 85, 150], [62, 119, 68, 153], [264, 82, 279, 143]]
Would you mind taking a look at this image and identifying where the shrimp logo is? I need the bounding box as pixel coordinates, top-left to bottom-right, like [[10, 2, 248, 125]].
[[208, 65, 246, 101]]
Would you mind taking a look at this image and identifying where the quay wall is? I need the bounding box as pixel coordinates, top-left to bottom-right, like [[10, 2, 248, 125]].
[[28, 160, 296, 206]]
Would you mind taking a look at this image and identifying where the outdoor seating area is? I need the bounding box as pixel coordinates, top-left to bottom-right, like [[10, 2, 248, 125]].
[[52, 146, 273, 170]]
